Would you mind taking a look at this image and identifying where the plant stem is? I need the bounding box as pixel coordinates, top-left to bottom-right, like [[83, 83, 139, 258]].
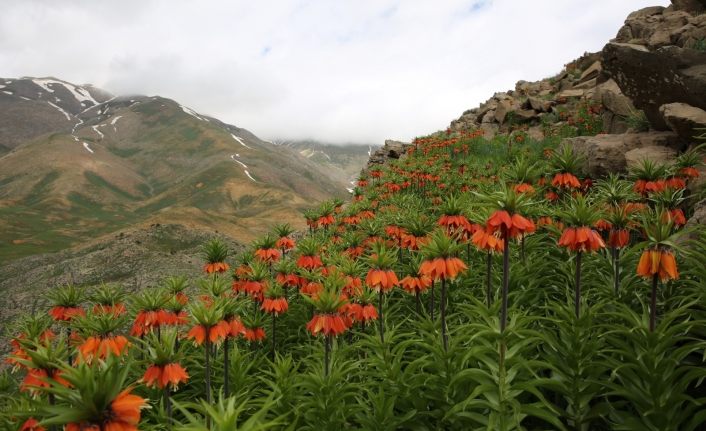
[[272, 313, 276, 362], [223, 337, 230, 398], [575, 251, 582, 318], [430, 281, 435, 321], [205, 338, 211, 404], [613, 247, 620, 295], [500, 227, 510, 333], [486, 251, 493, 308], [650, 274, 658, 332], [164, 387, 172, 430], [440, 277, 448, 352], [520, 235, 526, 264], [378, 289, 385, 344], [415, 291, 421, 315], [324, 334, 331, 376]]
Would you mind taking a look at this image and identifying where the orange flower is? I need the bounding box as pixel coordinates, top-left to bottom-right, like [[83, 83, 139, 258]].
[[49, 306, 85, 322], [419, 257, 467, 281], [108, 388, 147, 430], [275, 236, 296, 250], [20, 368, 70, 393], [243, 327, 266, 341], [365, 269, 399, 292], [78, 335, 130, 362], [487, 210, 535, 239], [306, 314, 348, 336], [186, 321, 230, 345], [300, 281, 323, 298], [346, 303, 378, 323], [276, 272, 300, 288], [438, 215, 470, 232], [399, 275, 432, 294], [297, 255, 323, 270], [261, 297, 288, 315], [471, 229, 504, 253], [513, 183, 535, 194], [608, 229, 630, 249], [204, 262, 229, 274], [634, 179, 666, 196], [593, 219, 612, 231], [142, 363, 189, 389], [551, 172, 581, 188], [317, 214, 335, 226], [401, 234, 427, 250], [227, 318, 245, 337], [20, 418, 45, 431], [342, 276, 363, 296], [665, 177, 686, 190], [637, 249, 679, 281], [558, 227, 605, 252], [255, 248, 281, 263], [662, 208, 686, 226], [679, 167, 699, 178]]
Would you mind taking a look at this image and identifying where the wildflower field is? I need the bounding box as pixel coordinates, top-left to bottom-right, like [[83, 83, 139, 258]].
[[2, 131, 706, 430]]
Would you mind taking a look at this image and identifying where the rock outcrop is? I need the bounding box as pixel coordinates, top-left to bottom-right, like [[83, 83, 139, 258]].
[[602, 43, 706, 130], [366, 139, 412, 168], [566, 132, 681, 177], [660, 102, 706, 142]]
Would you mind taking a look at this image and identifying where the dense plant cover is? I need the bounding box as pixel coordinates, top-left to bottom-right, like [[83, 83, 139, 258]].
[[2, 131, 706, 430]]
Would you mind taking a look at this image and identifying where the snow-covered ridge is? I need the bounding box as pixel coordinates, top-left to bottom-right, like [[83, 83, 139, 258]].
[[92, 125, 104, 139], [179, 104, 209, 122], [31, 78, 99, 106]]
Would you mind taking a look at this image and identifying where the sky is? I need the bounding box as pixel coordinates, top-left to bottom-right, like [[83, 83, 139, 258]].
[[0, 0, 669, 144]]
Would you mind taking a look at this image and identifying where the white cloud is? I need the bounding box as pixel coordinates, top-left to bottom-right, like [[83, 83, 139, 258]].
[[0, 0, 669, 144]]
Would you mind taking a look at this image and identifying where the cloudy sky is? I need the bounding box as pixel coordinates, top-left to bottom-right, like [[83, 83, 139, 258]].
[[0, 0, 668, 144]]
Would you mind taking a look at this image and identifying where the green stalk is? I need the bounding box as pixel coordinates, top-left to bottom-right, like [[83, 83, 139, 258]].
[[378, 290, 385, 344], [650, 274, 658, 332], [486, 251, 493, 308], [500, 227, 510, 333], [575, 251, 582, 318], [223, 337, 230, 398], [440, 277, 448, 352]]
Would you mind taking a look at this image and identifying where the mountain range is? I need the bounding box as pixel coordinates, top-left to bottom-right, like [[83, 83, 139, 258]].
[[0, 77, 374, 262]]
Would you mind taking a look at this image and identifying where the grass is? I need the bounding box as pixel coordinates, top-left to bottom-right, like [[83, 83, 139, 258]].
[[84, 172, 141, 201]]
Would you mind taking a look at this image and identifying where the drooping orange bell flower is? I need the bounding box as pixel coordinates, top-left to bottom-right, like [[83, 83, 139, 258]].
[[275, 236, 296, 250], [243, 327, 266, 341], [558, 226, 605, 252], [608, 229, 630, 249], [306, 314, 348, 336], [637, 249, 679, 281], [78, 335, 130, 363], [21, 368, 71, 393], [142, 363, 189, 390], [486, 210, 535, 239], [662, 208, 686, 227], [365, 269, 399, 292], [419, 257, 467, 281], [204, 262, 229, 274], [345, 303, 378, 323], [297, 255, 324, 270], [634, 179, 666, 196], [679, 166, 699, 178], [49, 306, 85, 322], [399, 275, 432, 294], [255, 248, 281, 263], [19, 418, 45, 431], [471, 229, 504, 253], [186, 321, 230, 346], [551, 172, 581, 188], [261, 297, 288, 315], [513, 183, 535, 194]]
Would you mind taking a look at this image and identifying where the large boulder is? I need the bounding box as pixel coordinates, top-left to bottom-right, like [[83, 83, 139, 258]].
[[366, 140, 412, 167], [602, 43, 706, 130], [565, 132, 681, 177], [660, 102, 706, 142], [592, 79, 636, 133], [625, 145, 678, 169]]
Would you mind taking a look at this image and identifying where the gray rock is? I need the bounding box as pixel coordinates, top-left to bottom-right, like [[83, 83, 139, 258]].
[[660, 102, 706, 142], [566, 131, 681, 177], [625, 145, 678, 170], [579, 61, 602, 83], [602, 42, 706, 130]]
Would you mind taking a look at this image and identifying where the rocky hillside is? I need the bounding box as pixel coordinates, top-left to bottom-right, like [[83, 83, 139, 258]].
[[446, 0, 706, 230], [0, 77, 364, 262]]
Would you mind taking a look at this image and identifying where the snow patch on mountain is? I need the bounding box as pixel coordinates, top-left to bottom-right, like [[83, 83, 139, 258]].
[[230, 154, 256, 182], [82, 142, 94, 154], [46, 101, 72, 121], [32, 78, 99, 106], [91, 125, 104, 139], [180, 104, 209, 122], [231, 134, 253, 149]]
